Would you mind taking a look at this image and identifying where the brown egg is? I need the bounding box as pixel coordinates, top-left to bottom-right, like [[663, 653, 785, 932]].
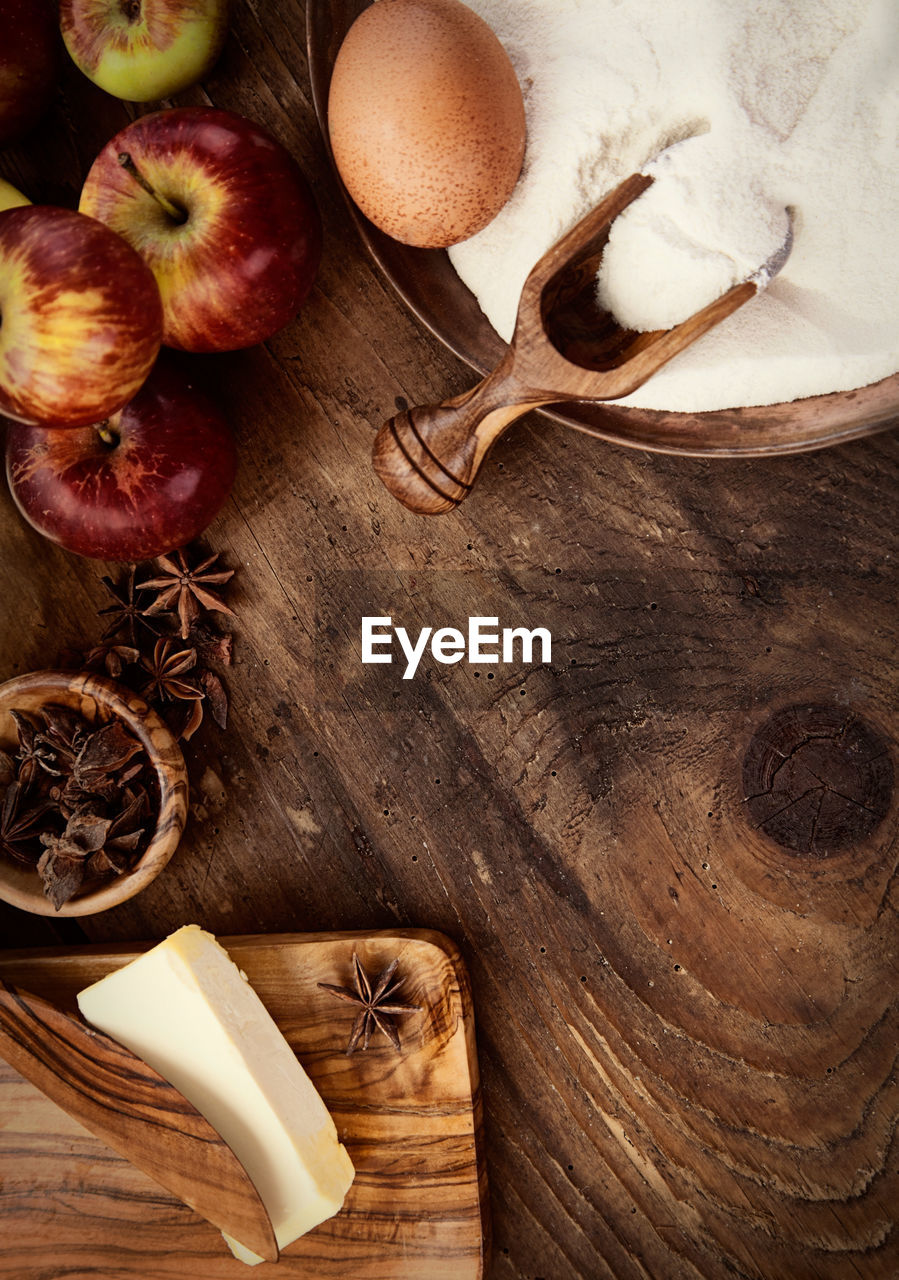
[[327, 0, 526, 248]]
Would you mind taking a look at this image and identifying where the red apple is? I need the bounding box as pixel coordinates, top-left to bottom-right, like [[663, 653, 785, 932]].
[[0, 0, 60, 146], [0, 205, 163, 428], [60, 0, 229, 103], [5, 356, 237, 561], [79, 107, 323, 352]]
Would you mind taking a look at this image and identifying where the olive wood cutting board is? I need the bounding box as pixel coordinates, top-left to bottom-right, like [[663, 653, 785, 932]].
[[0, 929, 488, 1279]]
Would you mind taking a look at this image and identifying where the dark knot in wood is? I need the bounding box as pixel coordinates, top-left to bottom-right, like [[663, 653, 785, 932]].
[[742, 703, 893, 856]]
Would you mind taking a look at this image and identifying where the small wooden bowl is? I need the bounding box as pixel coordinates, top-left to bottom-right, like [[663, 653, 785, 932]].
[[0, 671, 188, 917]]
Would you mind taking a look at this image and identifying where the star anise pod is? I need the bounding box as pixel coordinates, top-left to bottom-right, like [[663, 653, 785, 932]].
[[0, 780, 55, 866], [10, 710, 58, 785], [85, 788, 149, 879], [98, 567, 160, 645], [82, 642, 142, 681], [37, 812, 110, 908], [1, 704, 156, 907], [191, 620, 234, 668], [71, 719, 145, 802], [50, 774, 100, 821], [40, 717, 143, 816], [139, 638, 206, 739], [33, 704, 91, 777], [319, 954, 421, 1054], [140, 638, 204, 703], [198, 668, 228, 730], [139, 548, 235, 641], [36, 791, 149, 910]]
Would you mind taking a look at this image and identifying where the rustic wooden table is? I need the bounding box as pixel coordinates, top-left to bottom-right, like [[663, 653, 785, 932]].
[[1, 4, 897, 1278]]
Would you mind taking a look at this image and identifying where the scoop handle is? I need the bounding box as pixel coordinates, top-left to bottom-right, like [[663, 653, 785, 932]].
[[372, 353, 550, 515]]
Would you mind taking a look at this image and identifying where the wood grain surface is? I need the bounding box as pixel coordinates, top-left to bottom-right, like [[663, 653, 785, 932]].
[[0, 3, 897, 1279], [0, 978, 278, 1261], [0, 931, 486, 1278]]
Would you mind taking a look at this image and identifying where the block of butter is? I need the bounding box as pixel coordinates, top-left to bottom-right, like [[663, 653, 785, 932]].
[[77, 925, 355, 1265]]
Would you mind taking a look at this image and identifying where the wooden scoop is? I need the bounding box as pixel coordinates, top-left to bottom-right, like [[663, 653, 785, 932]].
[[0, 979, 278, 1262], [372, 172, 792, 514]]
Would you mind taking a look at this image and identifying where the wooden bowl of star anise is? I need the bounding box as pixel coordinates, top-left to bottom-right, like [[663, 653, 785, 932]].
[[0, 670, 188, 917]]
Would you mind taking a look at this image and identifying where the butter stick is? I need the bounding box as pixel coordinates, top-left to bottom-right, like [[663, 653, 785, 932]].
[[77, 925, 355, 1264]]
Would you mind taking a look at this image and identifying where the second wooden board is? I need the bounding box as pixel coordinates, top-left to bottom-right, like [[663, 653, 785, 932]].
[[0, 929, 488, 1279]]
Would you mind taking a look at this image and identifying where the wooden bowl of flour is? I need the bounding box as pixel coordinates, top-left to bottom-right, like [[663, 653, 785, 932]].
[[307, 0, 898, 458]]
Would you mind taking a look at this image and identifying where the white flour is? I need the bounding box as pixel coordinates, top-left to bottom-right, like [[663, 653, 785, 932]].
[[447, 0, 899, 412]]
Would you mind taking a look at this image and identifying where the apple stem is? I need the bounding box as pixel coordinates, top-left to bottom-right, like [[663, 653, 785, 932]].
[[96, 423, 119, 448], [117, 152, 186, 224]]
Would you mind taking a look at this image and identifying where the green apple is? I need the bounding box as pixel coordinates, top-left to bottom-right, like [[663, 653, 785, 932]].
[[0, 178, 30, 211], [60, 0, 229, 102]]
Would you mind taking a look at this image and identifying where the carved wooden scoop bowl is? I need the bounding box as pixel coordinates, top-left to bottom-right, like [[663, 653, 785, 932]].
[[372, 172, 791, 515]]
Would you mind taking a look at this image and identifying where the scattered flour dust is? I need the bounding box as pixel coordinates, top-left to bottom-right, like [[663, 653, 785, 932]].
[[447, 0, 899, 411]]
